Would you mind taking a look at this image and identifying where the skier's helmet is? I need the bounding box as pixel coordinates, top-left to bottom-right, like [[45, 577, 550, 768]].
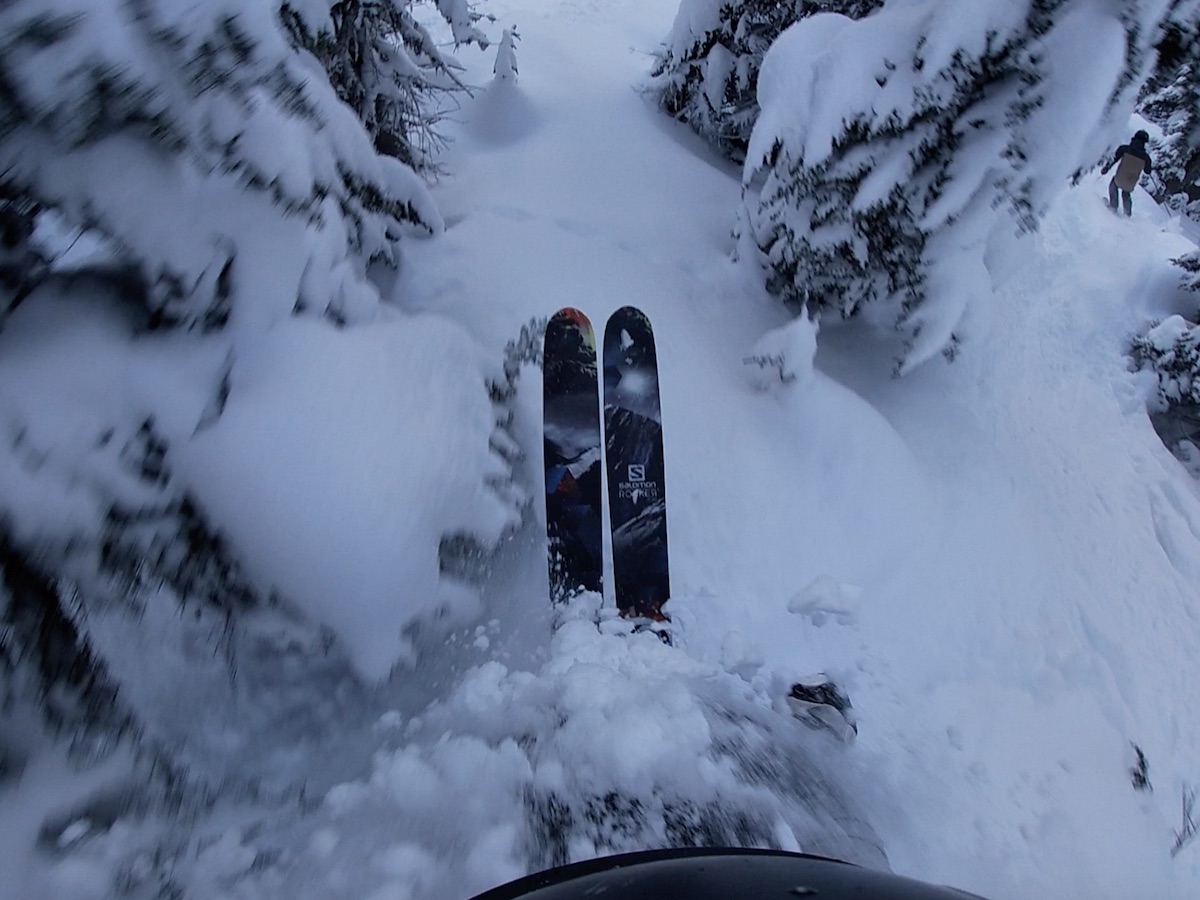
[[470, 848, 990, 900]]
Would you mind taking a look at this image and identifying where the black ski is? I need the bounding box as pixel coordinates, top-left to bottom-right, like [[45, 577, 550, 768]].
[[603, 306, 670, 620], [543, 308, 604, 603]]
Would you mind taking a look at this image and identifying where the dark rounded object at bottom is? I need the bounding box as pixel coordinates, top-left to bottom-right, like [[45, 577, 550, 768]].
[[469, 847, 988, 900]]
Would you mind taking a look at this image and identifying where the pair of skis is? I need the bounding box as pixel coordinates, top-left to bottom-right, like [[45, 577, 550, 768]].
[[543, 306, 670, 622], [541, 309, 856, 741]]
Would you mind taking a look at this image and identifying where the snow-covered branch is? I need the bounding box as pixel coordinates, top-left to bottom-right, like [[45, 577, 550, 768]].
[[1173, 783, 1198, 857], [653, 0, 883, 162], [738, 0, 1177, 372], [0, 0, 449, 332]]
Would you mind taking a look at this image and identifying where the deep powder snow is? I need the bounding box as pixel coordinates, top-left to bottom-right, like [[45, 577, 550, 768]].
[[3, 2, 1200, 899]]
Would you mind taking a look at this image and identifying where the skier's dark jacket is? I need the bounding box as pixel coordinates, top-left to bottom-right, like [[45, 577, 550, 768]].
[[1106, 136, 1153, 191]]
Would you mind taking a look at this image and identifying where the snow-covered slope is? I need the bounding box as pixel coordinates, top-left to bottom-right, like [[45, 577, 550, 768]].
[[395, 1, 1200, 895], [4, 1, 1200, 899]]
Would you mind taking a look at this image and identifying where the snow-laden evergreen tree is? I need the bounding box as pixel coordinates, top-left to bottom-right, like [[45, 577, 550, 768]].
[[494, 27, 520, 82], [1179, 250, 1200, 294], [1124, 3, 1200, 435], [1136, 248, 1200, 411], [738, 0, 1193, 372], [653, 0, 883, 162], [1139, 16, 1200, 212], [0, 0, 521, 808], [281, 0, 489, 172], [1131, 314, 1200, 408], [0, 0, 493, 332]]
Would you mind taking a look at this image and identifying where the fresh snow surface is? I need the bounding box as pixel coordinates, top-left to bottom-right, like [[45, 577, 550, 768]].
[[4, 1, 1200, 898]]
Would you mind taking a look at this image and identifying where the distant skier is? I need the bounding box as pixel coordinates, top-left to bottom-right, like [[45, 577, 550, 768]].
[[1101, 130, 1153, 217]]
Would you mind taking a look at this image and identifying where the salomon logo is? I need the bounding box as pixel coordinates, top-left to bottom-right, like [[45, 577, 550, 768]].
[[619, 464, 658, 504]]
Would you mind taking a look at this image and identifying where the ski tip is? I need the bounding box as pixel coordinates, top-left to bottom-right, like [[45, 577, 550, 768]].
[[549, 307, 593, 329], [606, 305, 651, 328]]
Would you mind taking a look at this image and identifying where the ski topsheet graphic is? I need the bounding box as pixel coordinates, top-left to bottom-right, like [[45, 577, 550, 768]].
[[603, 306, 671, 620], [543, 308, 604, 603]]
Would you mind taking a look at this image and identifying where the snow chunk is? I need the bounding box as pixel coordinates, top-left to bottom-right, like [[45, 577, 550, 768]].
[[788, 576, 861, 628], [720, 630, 766, 680], [1144, 314, 1193, 353], [744, 315, 819, 392]]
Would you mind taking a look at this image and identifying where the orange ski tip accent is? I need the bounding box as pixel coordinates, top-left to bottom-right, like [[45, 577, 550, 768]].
[[557, 307, 590, 327]]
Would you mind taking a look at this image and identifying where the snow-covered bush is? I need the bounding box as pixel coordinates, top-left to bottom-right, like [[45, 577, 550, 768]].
[[1130, 314, 1200, 408], [1178, 250, 1200, 295], [653, 0, 882, 162], [739, 0, 1187, 373]]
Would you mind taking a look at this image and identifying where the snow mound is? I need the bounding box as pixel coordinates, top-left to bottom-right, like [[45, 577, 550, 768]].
[[745, 314, 819, 392], [177, 313, 521, 681]]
